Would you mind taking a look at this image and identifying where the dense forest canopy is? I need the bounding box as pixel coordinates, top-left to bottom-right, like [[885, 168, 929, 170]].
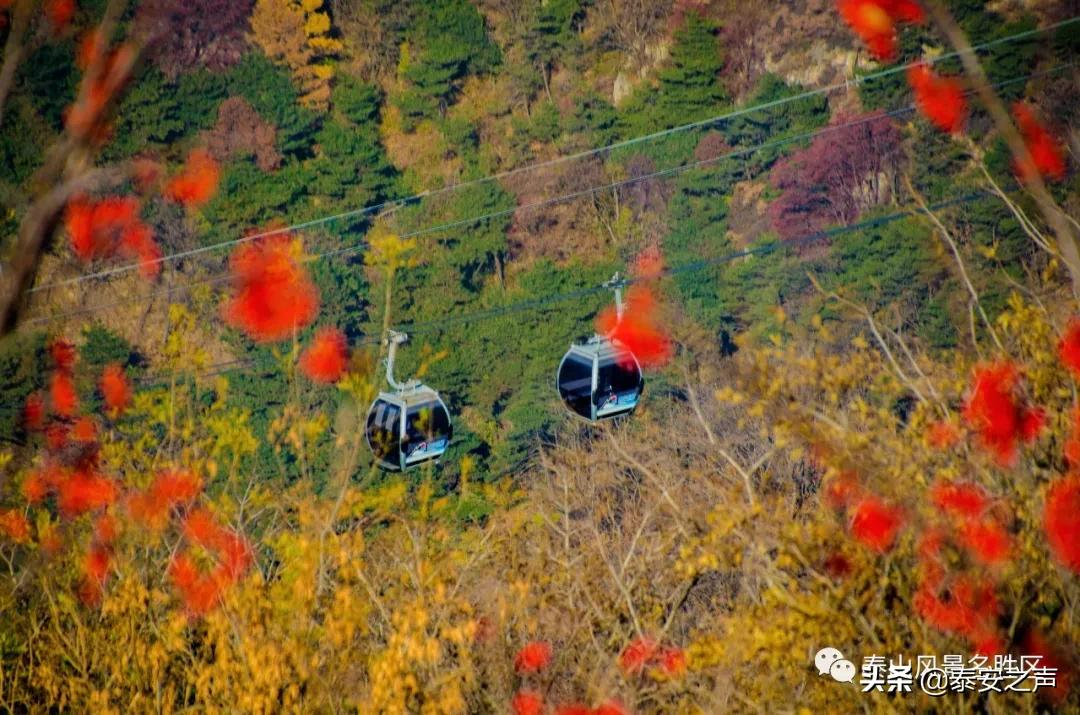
[[0, 0, 1079, 711]]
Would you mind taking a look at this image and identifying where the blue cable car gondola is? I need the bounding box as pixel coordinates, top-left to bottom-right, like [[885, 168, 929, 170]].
[[365, 331, 452, 471], [556, 274, 644, 422]]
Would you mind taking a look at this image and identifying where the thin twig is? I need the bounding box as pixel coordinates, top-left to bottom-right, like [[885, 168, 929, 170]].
[[926, 0, 1080, 299], [905, 176, 1006, 354], [809, 272, 928, 403], [973, 154, 1052, 253]]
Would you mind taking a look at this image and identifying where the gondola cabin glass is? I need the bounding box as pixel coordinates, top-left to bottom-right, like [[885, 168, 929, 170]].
[[365, 387, 452, 471], [557, 352, 593, 419], [557, 337, 643, 422], [403, 398, 452, 467], [365, 398, 402, 470]]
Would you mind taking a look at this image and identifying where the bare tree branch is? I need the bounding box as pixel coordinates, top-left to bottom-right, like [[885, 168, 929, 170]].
[[904, 175, 1006, 354], [0, 0, 35, 129], [0, 164, 132, 336], [926, 0, 1080, 299], [0, 0, 134, 337]]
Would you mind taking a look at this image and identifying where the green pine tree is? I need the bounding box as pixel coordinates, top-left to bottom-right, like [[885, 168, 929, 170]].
[[395, 0, 501, 129], [524, 0, 583, 100], [656, 12, 727, 127]]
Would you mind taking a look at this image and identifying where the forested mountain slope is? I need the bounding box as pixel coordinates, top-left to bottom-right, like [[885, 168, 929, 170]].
[[0, 0, 1079, 711]]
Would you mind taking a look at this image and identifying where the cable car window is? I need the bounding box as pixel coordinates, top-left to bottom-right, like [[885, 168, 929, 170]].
[[430, 403, 451, 438], [558, 355, 594, 419], [404, 403, 449, 450], [366, 400, 401, 460], [402, 403, 451, 465], [596, 358, 639, 397]]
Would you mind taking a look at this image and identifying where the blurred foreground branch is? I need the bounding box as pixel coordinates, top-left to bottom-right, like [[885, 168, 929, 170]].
[[926, 0, 1080, 298]]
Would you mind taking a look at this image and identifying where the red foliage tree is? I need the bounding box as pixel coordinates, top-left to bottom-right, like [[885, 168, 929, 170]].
[[49, 339, 76, 372], [1011, 102, 1067, 182], [45, 0, 75, 32], [962, 362, 1044, 467], [513, 640, 552, 674], [168, 509, 252, 615], [957, 517, 1011, 565], [593, 701, 629, 715], [913, 570, 1001, 649], [202, 96, 282, 172], [64, 195, 161, 278], [1065, 408, 1080, 468], [100, 363, 131, 416], [56, 468, 118, 518], [930, 480, 989, 519], [768, 111, 902, 241], [659, 646, 687, 676], [926, 420, 961, 449], [619, 637, 658, 674], [299, 327, 349, 384], [596, 285, 673, 369], [1022, 630, 1074, 703], [23, 392, 45, 431], [849, 495, 903, 552], [21, 470, 49, 504], [222, 234, 320, 343], [127, 468, 203, 531], [72, 415, 97, 442], [49, 371, 79, 417], [165, 148, 220, 208], [65, 38, 137, 142], [907, 63, 967, 134], [0, 510, 31, 543], [837, 0, 924, 61], [1060, 317, 1080, 377], [1044, 474, 1080, 573], [511, 690, 544, 715]]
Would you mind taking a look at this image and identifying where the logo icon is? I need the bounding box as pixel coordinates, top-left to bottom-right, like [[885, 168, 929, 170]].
[[830, 658, 857, 683], [815, 646, 855, 683], [815, 646, 844, 675]]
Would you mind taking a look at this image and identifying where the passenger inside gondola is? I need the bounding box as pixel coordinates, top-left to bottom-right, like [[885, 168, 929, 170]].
[[595, 356, 640, 416], [402, 402, 451, 464]]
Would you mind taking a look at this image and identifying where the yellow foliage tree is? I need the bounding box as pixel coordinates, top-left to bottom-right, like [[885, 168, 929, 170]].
[[249, 0, 342, 111], [2, 285, 1080, 713]]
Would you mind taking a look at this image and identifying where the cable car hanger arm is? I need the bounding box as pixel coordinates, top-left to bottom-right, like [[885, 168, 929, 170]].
[[384, 330, 411, 391]]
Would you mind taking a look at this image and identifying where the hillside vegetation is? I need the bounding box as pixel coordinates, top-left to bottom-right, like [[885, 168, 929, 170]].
[[0, 0, 1079, 712]]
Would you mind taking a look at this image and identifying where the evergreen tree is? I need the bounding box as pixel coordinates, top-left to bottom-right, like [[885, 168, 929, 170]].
[[437, 182, 516, 292], [566, 94, 619, 149], [18, 42, 78, 130], [395, 0, 500, 128], [104, 68, 226, 159], [524, 0, 583, 99], [718, 74, 828, 176], [656, 12, 727, 126], [227, 53, 321, 159], [399, 40, 464, 126], [334, 75, 382, 125], [415, 0, 500, 76]]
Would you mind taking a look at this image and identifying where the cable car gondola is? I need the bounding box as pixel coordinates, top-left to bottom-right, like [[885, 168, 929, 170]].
[[365, 331, 452, 471], [556, 274, 644, 422]]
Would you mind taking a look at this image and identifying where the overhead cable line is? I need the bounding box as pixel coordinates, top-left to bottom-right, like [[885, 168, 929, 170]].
[[27, 16, 1078, 294], [26, 102, 924, 326], [112, 188, 1000, 392], [25, 60, 1073, 327]]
